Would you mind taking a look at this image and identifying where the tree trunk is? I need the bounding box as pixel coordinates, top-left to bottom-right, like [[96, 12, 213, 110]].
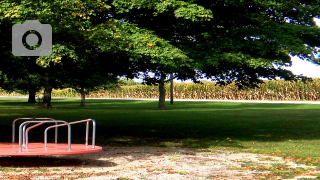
[[42, 86, 52, 108], [28, 88, 36, 103], [158, 73, 166, 110], [170, 73, 174, 105], [80, 87, 86, 107]]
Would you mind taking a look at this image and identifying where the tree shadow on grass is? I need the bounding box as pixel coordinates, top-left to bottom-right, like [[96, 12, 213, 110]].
[[1, 98, 320, 151], [96, 135, 245, 149]]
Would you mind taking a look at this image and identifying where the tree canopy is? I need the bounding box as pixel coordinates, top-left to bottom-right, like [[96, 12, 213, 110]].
[[112, 0, 320, 81]]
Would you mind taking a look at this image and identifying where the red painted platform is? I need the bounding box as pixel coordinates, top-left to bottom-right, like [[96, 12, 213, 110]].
[[0, 143, 102, 156]]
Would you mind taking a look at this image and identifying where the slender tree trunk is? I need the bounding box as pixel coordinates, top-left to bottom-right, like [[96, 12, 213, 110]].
[[42, 86, 52, 108], [80, 87, 86, 107], [158, 73, 166, 110], [28, 88, 36, 103], [170, 73, 174, 105]]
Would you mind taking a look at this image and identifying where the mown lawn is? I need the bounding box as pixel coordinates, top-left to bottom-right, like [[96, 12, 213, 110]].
[[1, 98, 320, 166]]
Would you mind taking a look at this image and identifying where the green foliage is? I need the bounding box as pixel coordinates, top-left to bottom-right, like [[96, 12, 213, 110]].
[[112, 0, 320, 87], [113, 0, 213, 21], [0, 0, 193, 99], [118, 78, 140, 86], [37, 44, 79, 67]]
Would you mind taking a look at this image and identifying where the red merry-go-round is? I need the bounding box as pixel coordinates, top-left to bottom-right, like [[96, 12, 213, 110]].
[[0, 117, 102, 156]]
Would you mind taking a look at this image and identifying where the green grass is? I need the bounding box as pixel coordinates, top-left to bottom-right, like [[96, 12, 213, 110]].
[[1, 98, 320, 166]]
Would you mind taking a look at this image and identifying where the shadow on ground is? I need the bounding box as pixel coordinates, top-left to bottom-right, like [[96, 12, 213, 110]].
[[0, 155, 117, 168]]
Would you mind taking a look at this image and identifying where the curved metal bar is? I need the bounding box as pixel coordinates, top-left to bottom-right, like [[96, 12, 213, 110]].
[[92, 119, 96, 149], [13, 118, 34, 143], [19, 120, 71, 153], [86, 121, 89, 145], [45, 119, 96, 149], [25, 122, 45, 149], [22, 123, 28, 146], [12, 117, 58, 143], [21, 118, 59, 146]]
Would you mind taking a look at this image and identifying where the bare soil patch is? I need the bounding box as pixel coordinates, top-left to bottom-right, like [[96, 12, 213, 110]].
[[0, 146, 318, 180]]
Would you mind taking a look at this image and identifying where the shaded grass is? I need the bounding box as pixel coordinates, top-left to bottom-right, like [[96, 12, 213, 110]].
[[1, 98, 320, 166]]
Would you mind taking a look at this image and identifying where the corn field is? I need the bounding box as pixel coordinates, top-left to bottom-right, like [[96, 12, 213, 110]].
[[0, 91, 24, 96], [1, 79, 320, 101], [87, 79, 320, 101]]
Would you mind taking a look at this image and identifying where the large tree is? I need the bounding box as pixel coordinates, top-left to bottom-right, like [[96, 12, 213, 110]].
[[1, 0, 193, 109], [108, 0, 320, 109], [0, 0, 116, 107]]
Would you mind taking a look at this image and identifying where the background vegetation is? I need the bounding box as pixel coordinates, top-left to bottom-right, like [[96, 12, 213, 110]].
[[2, 79, 320, 101]]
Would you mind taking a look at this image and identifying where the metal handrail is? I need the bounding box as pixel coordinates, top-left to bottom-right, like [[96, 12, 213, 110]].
[[44, 119, 96, 149], [12, 117, 58, 144], [19, 120, 71, 152], [21, 118, 59, 146]]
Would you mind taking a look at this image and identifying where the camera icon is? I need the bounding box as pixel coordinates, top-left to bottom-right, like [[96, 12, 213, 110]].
[[12, 20, 52, 56]]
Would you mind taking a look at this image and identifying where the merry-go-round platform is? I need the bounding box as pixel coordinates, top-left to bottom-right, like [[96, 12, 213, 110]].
[[0, 117, 102, 156]]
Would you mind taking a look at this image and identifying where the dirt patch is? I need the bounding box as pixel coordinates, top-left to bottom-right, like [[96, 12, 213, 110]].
[[0, 146, 318, 180]]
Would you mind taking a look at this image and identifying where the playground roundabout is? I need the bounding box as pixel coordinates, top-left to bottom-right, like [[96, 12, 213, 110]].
[[0, 143, 102, 156]]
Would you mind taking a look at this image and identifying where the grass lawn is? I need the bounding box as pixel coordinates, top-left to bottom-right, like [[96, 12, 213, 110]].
[[1, 97, 320, 166]]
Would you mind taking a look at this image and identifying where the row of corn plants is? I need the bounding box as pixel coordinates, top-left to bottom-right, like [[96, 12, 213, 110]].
[[2, 79, 320, 101], [0, 91, 24, 96], [85, 79, 320, 101]]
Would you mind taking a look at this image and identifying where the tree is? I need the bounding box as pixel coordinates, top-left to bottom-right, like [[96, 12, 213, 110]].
[[0, 0, 112, 108], [1, 0, 185, 109], [0, 18, 44, 103], [110, 0, 320, 109], [0, 73, 43, 103], [60, 50, 134, 107]]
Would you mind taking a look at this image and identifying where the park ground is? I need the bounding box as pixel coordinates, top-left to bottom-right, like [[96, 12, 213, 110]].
[[0, 98, 320, 179]]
